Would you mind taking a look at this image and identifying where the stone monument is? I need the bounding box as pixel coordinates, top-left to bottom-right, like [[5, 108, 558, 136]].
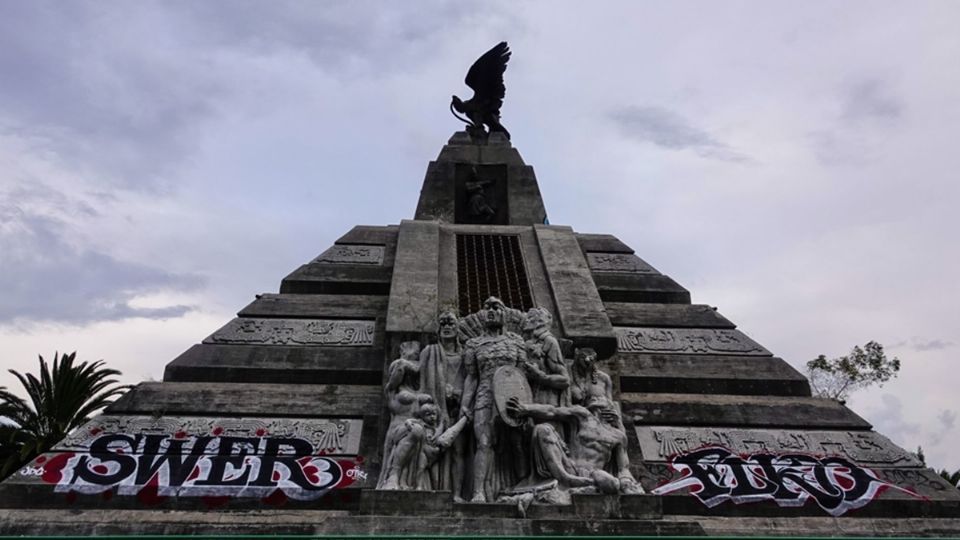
[[1, 43, 959, 537]]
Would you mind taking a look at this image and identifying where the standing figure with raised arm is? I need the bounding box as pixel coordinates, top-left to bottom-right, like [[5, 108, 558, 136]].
[[460, 297, 529, 502]]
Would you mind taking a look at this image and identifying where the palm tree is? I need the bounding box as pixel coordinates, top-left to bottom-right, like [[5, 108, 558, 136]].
[[0, 352, 129, 478]]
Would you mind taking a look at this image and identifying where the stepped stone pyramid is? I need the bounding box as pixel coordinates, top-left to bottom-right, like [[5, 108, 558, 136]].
[[1, 132, 958, 536]]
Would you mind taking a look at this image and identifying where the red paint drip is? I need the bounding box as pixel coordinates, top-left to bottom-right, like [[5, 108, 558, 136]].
[[136, 473, 167, 506], [41, 453, 75, 484], [212, 426, 224, 436], [262, 489, 288, 506]]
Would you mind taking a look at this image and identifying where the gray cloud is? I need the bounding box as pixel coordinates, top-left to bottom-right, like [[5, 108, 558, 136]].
[[938, 410, 956, 431], [842, 79, 903, 123], [868, 394, 922, 445], [0, 204, 202, 324], [912, 338, 955, 352], [609, 106, 748, 162]]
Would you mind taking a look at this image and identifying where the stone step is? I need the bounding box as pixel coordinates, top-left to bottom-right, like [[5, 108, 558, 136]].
[[615, 354, 810, 396], [0, 508, 707, 536], [336, 225, 399, 246], [621, 392, 871, 429], [593, 273, 691, 304], [106, 382, 382, 418], [280, 263, 393, 295], [238, 293, 388, 319], [576, 233, 635, 254], [605, 302, 735, 329], [163, 344, 384, 385]]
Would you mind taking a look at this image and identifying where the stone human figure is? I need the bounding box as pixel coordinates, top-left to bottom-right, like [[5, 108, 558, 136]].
[[419, 310, 468, 499], [377, 341, 433, 489], [569, 347, 613, 407], [379, 402, 469, 490], [460, 296, 529, 502], [504, 396, 644, 504], [521, 307, 570, 408]]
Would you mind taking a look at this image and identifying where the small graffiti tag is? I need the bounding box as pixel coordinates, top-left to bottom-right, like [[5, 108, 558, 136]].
[[652, 446, 923, 516], [32, 433, 363, 505]]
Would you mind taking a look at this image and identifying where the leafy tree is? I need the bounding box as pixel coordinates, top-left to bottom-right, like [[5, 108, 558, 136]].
[[806, 341, 900, 401], [0, 352, 128, 478], [939, 469, 960, 489]]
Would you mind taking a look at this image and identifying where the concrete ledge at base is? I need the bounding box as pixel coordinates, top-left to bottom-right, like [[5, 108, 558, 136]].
[[359, 489, 454, 516], [620, 493, 664, 519]]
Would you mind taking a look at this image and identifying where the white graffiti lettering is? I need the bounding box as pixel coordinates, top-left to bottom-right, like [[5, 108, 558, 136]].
[[653, 446, 923, 516]]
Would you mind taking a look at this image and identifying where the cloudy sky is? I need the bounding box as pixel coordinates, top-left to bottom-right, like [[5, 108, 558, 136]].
[[1, 2, 958, 470]]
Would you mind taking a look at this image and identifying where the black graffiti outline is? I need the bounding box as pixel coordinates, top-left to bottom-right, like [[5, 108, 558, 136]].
[[652, 445, 924, 516]]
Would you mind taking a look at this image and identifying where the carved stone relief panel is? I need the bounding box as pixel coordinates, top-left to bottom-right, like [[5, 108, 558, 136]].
[[56, 415, 364, 455], [635, 425, 920, 467], [313, 244, 385, 265], [586, 252, 657, 274], [205, 318, 375, 346], [615, 327, 769, 355]]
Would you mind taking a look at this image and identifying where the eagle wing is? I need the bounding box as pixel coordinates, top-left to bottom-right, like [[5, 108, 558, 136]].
[[464, 42, 510, 106]]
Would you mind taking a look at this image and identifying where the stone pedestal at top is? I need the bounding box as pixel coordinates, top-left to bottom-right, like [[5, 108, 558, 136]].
[[414, 132, 548, 226]]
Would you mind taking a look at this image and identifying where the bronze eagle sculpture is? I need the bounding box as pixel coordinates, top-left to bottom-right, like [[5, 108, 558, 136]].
[[451, 42, 511, 140]]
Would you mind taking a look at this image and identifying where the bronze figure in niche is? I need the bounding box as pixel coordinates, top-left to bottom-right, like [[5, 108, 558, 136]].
[[450, 42, 511, 140], [455, 164, 508, 225]]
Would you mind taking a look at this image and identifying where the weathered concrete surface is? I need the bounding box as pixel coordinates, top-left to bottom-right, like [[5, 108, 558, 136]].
[[280, 263, 393, 295], [634, 425, 921, 466], [687, 516, 960, 538], [163, 344, 384, 385], [204, 318, 378, 347], [615, 354, 811, 396], [605, 302, 736, 329], [336, 225, 399, 246], [616, 327, 771, 356], [239, 293, 388, 319], [587, 252, 659, 274], [622, 393, 872, 429], [0, 508, 707, 536], [534, 225, 617, 358], [386, 220, 440, 334], [594, 273, 692, 304], [107, 382, 382, 418], [576, 233, 635, 254]]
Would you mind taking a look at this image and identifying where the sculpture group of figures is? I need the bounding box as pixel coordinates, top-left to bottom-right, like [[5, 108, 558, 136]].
[[376, 297, 643, 509]]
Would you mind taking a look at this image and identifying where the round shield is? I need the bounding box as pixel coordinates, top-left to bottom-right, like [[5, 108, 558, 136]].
[[493, 365, 533, 427]]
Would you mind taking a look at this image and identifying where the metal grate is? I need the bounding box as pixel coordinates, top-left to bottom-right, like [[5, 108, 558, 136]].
[[456, 233, 534, 316]]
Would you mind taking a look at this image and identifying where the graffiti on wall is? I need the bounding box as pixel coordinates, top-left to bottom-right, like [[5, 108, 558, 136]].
[[15, 417, 367, 506], [651, 446, 924, 516]]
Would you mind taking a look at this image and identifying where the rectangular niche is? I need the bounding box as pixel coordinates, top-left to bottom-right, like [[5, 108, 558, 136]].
[[454, 163, 508, 225], [455, 233, 533, 315]]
